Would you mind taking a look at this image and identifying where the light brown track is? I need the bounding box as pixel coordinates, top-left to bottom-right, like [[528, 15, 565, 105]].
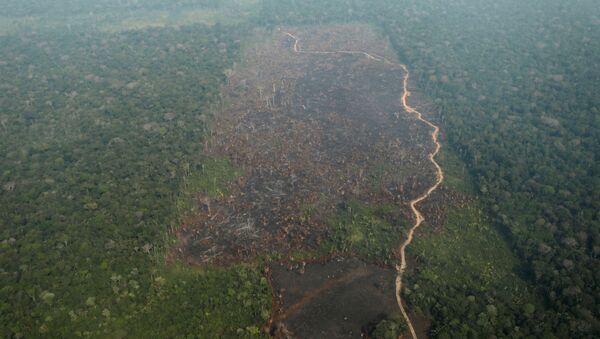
[[282, 30, 444, 339]]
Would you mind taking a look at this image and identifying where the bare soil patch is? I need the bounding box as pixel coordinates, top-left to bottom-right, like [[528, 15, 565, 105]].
[[268, 257, 397, 338]]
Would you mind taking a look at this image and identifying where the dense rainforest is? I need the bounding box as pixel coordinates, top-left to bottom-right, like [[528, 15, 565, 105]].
[[1, 2, 270, 337], [1, 0, 599, 337]]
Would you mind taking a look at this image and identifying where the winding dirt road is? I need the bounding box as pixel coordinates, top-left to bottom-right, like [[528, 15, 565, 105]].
[[282, 30, 444, 339]]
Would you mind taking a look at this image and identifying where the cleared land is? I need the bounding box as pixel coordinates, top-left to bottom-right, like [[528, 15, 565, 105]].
[[172, 25, 451, 337], [174, 25, 434, 264]]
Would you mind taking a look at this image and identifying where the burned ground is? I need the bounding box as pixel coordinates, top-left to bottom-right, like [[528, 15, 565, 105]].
[[174, 25, 435, 265]]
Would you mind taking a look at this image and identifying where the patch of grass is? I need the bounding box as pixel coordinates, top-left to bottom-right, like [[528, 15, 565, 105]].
[[410, 205, 521, 289], [188, 156, 240, 198], [324, 201, 407, 264], [175, 156, 239, 223], [406, 204, 540, 337], [437, 148, 475, 194]]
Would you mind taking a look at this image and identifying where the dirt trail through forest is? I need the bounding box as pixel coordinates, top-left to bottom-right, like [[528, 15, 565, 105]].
[[283, 30, 444, 339]]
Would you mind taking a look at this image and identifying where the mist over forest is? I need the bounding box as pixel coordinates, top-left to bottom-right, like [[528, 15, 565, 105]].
[[1, 1, 599, 338]]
